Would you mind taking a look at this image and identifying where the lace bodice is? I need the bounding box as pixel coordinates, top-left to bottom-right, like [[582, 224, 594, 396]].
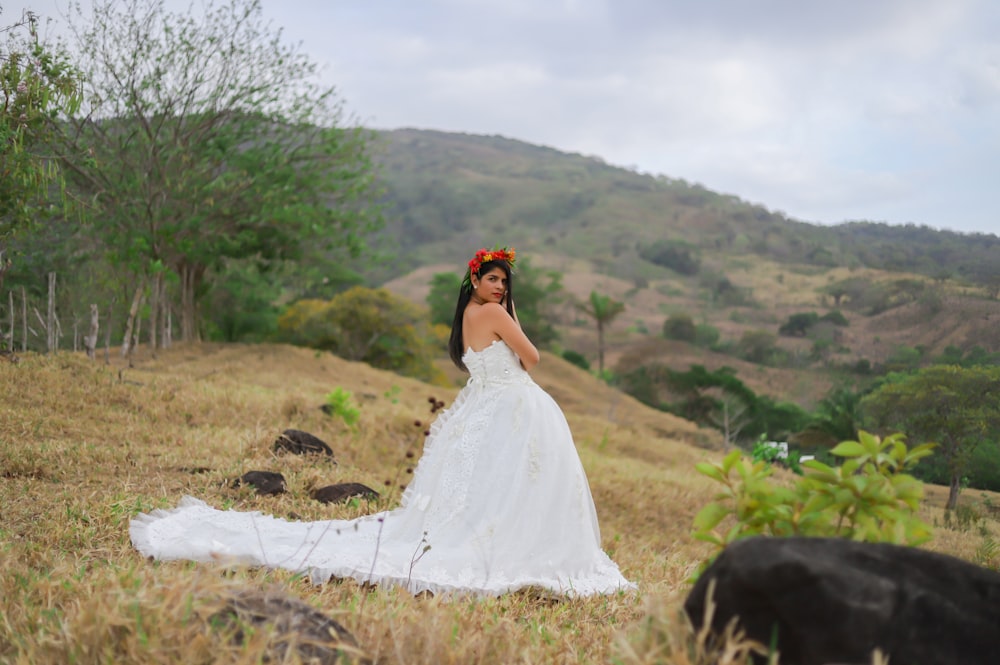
[[462, 340, 534, 386]]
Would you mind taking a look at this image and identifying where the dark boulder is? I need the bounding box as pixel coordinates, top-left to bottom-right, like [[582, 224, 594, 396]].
[[274, 429, 335, 458], [685, 536, 1000, 665], [311, 483, 380, 504], [211, 588, 369, 664], [232, 471, 286, 496]]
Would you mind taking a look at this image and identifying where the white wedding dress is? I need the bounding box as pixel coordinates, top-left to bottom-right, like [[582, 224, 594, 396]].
[[130, 340, 634, 597]]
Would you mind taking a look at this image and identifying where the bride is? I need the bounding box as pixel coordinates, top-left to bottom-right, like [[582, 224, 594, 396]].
[[130, 247, 634, 597]]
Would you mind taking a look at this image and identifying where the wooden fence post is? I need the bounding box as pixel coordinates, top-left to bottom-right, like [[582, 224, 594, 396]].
[[21, 286, 26, 353], [84, 304, 99, 360], [46, 272, 56, 353]]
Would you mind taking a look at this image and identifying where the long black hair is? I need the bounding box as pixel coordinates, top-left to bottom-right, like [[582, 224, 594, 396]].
[[448, 259, 515, 371]]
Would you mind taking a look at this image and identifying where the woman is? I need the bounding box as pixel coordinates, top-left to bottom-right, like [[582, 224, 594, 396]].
[[131, 247, 633, 597]]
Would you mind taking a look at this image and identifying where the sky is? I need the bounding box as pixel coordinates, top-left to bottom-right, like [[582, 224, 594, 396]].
[[6, 0, 999, 236]]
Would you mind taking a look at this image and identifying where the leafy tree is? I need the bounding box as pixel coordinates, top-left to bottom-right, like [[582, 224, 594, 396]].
[[49, 0, 381, 342], [277, 287, 443, 382], [512, 257, 562, 348], [426, 272, 461, 326], [736, 329, 778, 364], [862, 365, 1000, 509], [638, 239, 700, 275], [561, 349, 590, 371], [793, 385, 868, 451], [0, 11, 82, 291], [576, 290, 625, 374], [662, 312, 697, 342], [778, 312, 820, 337]]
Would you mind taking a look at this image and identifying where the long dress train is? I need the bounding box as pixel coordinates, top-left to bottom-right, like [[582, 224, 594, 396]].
[[130, 340, 634, 597]]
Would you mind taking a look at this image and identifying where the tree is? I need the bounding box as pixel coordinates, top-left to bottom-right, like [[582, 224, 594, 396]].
[[662, 312, 697, 342], [49, 0, 380, 342], [778, 312, 820, 337], [793, 385, 868, 451], [426, 272, 461, 326], [1, 10, 82, 292], [576, 290, 624, 375], [862, 365, 1000, 509], [277, 287, 443, 382], [510, 257, 562, 348]]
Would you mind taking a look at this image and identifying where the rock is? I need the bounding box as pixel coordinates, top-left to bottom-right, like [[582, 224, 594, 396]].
[[274, 429, 335, 458], [684, 536, 1000, 665], [211, 588, 369, 664], [232, 471, 286, 496], [311, 483, 380, 504]]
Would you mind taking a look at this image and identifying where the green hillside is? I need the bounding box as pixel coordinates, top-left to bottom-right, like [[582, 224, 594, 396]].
[[368, 128, 999, 411]]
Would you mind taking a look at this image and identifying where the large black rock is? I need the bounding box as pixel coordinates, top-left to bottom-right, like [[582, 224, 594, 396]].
[[231, 470, 286, 496], [685, 536, 1000, 665], [274, 429, 335, 458], [211, 588, 369, 664], [311, 482, 380, 504]]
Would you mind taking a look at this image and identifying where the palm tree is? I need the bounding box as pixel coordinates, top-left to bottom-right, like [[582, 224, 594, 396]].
[[576, 291, 625, 375]]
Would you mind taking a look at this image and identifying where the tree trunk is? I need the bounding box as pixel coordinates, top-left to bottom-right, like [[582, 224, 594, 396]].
[[597, 320, 605, 375], [46, 272, 57, 353], [84, 303, 99, 360], [178, 263, 204, 342], [946, 473, 961, 510], [7, 290, 12, 351], [121, 281, 145, 362], [163, 302, 172, 348], [21, 286, 26, 352], [104, 301, 114, 364], [148, 271, 160, 352]]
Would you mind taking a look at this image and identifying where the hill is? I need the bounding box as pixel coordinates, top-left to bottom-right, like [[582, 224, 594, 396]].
[[0, 343, 993, 663], [370, 128, 1000, 408]]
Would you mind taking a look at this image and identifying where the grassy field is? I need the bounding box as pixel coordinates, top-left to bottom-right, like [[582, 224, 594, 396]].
[[1, 343, 993, 664]]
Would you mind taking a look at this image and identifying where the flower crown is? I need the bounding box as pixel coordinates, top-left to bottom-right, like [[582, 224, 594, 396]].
[[463, 246, 516, 288]]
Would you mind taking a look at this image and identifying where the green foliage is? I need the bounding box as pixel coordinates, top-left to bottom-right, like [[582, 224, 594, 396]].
[[863, 364, 1000, 508], [511, 257, 563, 348], [50, 0, 382, 340], [793, 385, 868, 451], [323, 387, 359, 427], [693, 431, 935, 564], [0, 13, 82, 263], [637, 239, 701, 275], [778, 312, 820, 337], [426, 272, 461, 326], [662, 313, 697, 342], [561, 349, 590, 371], [576, 290, 625, 374], [693, 323, 720, 348], [277, 286, 444, 382], [619, 363, 811, 446], [750, 437, 803, 474], [735, 329, 779, 364], [203, 261, 282, 342]]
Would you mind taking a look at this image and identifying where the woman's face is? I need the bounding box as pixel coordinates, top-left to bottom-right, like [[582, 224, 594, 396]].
[[472, 266, 508, 305]]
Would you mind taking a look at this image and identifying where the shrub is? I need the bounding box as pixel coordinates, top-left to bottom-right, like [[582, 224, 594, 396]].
[[561, 349, 590, 371], [323, 387, 360, 427], [662, 313, 697, 342], [692, 431, 934, 566]]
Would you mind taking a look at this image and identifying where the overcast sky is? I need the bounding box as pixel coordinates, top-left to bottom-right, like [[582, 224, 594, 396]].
[[8, 0, 999, 235]]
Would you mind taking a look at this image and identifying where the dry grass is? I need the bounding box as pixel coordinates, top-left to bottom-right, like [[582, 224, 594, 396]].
[[0, 343, 992, 664]]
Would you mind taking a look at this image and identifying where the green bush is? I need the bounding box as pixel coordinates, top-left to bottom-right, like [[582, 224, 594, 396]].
[[324, 387, 360, 427], [561, 349, 591, 370], [662, 313, 697, 342], [693, 430, 934, 566]]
